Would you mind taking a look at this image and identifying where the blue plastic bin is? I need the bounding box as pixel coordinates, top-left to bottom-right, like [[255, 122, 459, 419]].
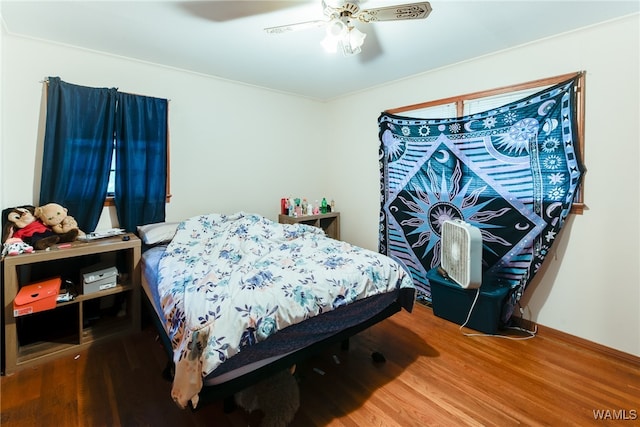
[[427, 267, 509, 334]]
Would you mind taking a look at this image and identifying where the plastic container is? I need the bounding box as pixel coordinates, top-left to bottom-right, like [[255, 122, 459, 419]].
[[427, 267, 509, 334]]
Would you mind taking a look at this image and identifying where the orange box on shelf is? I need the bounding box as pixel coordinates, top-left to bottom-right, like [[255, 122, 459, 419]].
[[13, 277, 62, 317]]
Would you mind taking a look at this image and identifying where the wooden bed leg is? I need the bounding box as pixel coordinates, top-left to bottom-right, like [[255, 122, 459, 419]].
[[341, 338, 350, 351]]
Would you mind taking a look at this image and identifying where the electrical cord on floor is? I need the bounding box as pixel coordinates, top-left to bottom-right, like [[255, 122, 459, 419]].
[[459, 288, 537, 340]]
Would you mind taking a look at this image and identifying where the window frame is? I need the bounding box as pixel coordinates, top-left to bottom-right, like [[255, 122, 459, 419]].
[[385, 72, 585, 214]]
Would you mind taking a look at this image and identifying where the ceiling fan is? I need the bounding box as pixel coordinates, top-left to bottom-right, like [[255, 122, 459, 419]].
[[264, 0, 432, 56]]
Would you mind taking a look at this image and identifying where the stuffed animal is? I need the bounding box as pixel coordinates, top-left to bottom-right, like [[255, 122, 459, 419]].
[[56, 216, 85, 236], [1, 237, 34, 257], [35, 203, 85, 238], [2, 206, 62, 250]]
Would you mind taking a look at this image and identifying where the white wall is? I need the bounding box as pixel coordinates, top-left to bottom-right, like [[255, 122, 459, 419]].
[[326, 15, 640, 356], [2, 15, 638, 357], [0, 34, 330, 226]]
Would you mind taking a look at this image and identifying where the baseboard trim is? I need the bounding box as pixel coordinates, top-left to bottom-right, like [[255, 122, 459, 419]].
[[510, 316, 639, 365], [422, 302, 639, 364]]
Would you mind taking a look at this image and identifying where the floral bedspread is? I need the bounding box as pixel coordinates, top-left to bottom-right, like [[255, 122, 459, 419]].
[[157, 212, 414, 408]]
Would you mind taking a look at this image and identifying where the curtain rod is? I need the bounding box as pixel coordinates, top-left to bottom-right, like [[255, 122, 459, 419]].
[[40, 78, 171, 101]]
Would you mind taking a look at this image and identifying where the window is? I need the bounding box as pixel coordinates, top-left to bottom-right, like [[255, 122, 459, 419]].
[[385, 72, 585, 214], [107, 146, 116, 196], [104, 144, 172, 207], [104, 124, 172, 208]]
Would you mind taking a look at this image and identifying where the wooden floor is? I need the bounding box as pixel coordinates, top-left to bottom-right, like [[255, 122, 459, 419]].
[[1, 303, 638, 426]]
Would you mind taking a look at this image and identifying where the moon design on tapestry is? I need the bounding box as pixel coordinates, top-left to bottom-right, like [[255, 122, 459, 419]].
[[436, 150, 450, 163], [546, 202, 563, 226], [546, 202, 562, 217], [538, 100, 556, 116], [542, 118, 559, 135], [464, 120, 479, 132]]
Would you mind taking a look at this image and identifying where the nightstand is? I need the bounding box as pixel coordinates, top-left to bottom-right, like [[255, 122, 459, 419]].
[[278, 212, 340, 240]]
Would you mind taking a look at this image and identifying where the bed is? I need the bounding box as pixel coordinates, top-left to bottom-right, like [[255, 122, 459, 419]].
[[139, 212, 415, 409]]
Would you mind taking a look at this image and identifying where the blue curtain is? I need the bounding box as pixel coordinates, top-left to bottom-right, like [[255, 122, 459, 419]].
[[40, 77, 117, 231], [114, 92, 168, 231], [40, 77, 167, 233]]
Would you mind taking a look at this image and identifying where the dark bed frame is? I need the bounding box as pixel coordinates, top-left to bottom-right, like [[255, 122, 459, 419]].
[[141, 287, 408, 410]]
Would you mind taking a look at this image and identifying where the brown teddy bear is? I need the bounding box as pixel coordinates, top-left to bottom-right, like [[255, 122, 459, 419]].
[[35, 203, 85, 238], [1, 206, 69, 250]]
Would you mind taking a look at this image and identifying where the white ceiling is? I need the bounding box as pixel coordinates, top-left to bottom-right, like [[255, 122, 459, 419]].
[[1, 1, 638, 101]]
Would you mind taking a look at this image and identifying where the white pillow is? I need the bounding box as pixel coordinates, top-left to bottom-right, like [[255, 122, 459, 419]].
[[137, 222, 179, 245]]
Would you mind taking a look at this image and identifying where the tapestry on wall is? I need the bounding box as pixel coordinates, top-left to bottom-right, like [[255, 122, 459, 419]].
[[378, 76, 584, 322]]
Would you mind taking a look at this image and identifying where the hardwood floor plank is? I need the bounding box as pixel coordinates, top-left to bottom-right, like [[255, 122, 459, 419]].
[[0, 364, 44, 426], [40, 357, 79, 426], [2, 303, 638, 426]]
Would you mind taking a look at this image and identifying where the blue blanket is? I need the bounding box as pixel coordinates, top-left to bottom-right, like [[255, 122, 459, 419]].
[[378, 77, 584, 321]]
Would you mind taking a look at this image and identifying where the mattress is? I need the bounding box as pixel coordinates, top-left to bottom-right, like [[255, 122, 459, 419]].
[[141, 245, 413, 386]]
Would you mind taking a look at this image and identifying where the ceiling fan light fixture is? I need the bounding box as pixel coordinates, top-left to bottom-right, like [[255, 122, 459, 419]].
[[322, 20, 366, 56], [321, 34, 339, 53], [326, 19, 347, 37], [341, 26, 366, 56], [321, 19, 347, 53]]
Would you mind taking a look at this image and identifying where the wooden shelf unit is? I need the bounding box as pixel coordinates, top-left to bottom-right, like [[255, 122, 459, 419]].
[[278, 212, 340, 240], [2, 233, 141, 375]]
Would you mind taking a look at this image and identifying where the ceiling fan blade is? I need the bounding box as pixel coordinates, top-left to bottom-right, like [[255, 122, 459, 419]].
[[322, 0, 342, 19], [357, 1, 432, 23], [264, 20, 328, 35]]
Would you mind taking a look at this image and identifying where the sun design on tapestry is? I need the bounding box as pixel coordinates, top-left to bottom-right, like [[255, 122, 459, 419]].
[[388, 145, 536, 272], [494, 118, 539, 155], [381, 130, 407, 163]]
